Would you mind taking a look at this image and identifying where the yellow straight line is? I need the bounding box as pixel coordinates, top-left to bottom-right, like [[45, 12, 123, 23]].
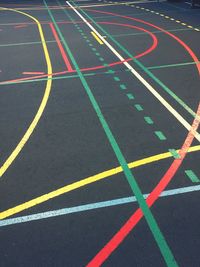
[[0, 145, 199, 220], [91, 31, 104, 45], [0, 7, 52, 177]]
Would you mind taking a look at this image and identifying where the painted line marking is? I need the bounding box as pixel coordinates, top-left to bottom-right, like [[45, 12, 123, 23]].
[[126, 93, 135, 100], [168, 149, 181, 159], [78, 0, 166, 7], [0, 184, 200, 227], [120, 84, 127, 90], [91, 31, 104, 44], [49, 22, 73, 72], [0, 140, 199, 220], [0, 7, 52, 177], [23, 71, 45, 75], [154, 131, 167, 141], [14, 24, 28, 28], [144, 116, 154, 125], [113, 76, 120, 82], [134, 104, 143, 111], [185, 170, 200, 183], [66, 3, 200, 142]]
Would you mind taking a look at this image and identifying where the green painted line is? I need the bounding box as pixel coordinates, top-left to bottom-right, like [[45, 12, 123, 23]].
[[95, 52, 100, 56], [168, 149, 181, 159], [185, 170, 200, 183], [91, 47, 96, 51], [0, 72, 96, 86], [120, 84, 127, 90], [107, 69, 115, 74], [103, 63, 109, 67], [99, 57, 104, 62], [144, 116, 154, 125], [0, 40, 57, 47], [111, 27, 195, 38], [113, 76, 120, 82], [155, 131, 167, 141], [77, 7, 197, 120], [148, 61, 199, 70], [134, 104, 143, 111], [50, 2, 179, 266], [126, 93, 135, 100]]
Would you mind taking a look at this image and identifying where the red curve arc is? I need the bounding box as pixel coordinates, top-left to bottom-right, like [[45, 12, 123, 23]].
[[0, 22, 157, 84], [86, 9, 200, 266]]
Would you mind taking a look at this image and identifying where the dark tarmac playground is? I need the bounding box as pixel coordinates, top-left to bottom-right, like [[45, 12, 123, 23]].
[[0, 0, 199, 266]]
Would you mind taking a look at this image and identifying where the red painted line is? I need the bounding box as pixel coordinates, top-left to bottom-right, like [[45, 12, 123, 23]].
[[88, 9, 200, 74], [0, 22, 157, 84], [100, 22, 158, 59], [87, 103, 200, 267], [23, 71, 45, 75], [14, 24, 27, 28], [49, 22, 73, 72], [86, 10, 200, 266]]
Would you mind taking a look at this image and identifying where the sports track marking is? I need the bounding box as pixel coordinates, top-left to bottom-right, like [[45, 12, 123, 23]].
[[66, 4, 200, 267], [67, 2, 200, 142], [0, 143, 199, 220], [0, 183, 200, 227], [0, 7, 52, 177], [0, 21, 158, 85], [1, 16, 199, 127], [120, 0, 200, 32], [65, 2, 200, 265]]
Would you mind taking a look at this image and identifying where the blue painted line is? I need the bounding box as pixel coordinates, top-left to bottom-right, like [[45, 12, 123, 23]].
[[0, 185, 200, 227]]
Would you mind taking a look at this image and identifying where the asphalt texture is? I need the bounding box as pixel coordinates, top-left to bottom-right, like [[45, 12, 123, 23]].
[[0, 0, 199, 266]]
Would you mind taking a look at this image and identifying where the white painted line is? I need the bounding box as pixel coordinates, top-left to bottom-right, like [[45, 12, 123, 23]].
[[67, 1, 200, 142], [0, 184, 199, 227]]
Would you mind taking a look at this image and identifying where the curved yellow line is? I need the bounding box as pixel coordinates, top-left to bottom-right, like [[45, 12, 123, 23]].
[[0, 145, 199, 219], [0, 8, 52, 177]]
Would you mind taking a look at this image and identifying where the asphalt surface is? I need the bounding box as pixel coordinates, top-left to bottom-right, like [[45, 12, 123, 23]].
[[0, 0, 199, 266]]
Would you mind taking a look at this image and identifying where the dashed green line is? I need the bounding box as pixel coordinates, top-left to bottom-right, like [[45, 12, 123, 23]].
[[134, 104, 143, 111], [120, 84, 127, 90], [95, 52, 100, 56], [154, 131, 167, 141], [148, 61, 199, 70], [185, 170, 200, 183], [144, 116, 154, 125], [126, 93, 135, 100], [107, 69, 115, 74], [114, 76, 120, 82], [99, 57, 104, 62]]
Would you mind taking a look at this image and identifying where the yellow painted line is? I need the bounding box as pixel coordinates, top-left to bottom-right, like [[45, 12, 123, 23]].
[[0, 145, 200, 220], [91, 31, 104, 45], [0, 8, 52, 177]]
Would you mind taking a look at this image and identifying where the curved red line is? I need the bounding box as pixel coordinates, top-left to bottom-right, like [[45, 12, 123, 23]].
[[87, 8, 200, 75], [0, 22, 157, 84], [87, 104, 200, 267], [86, 9, 200, 267]]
